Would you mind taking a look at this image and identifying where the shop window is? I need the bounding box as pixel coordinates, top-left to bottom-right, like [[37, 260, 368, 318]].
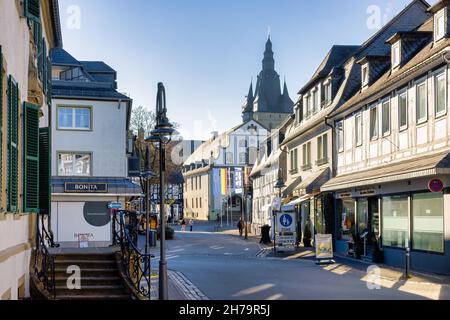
[[382, 195, 408, 248], [339, 199, 355, 241], [412, 192, 444, 253]]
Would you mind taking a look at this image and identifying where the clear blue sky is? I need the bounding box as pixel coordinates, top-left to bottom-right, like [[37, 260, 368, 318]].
[[58, 0, 427, 140]]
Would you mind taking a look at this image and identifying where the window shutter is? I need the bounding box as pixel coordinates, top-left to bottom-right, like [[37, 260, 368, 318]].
[[23, 103, 40, 213], [46, 56, 52, 106], [0, 47, 3, 207], [24, 0, 41, 22], [37, 34, 44, 81], [41, 40, 47, 92], [39, 127, 50, 214], [7, 76, 19, 212]]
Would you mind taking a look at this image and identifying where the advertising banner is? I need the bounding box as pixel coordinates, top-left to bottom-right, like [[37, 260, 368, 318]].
[[275, 211, 296, 246], [234, 167, 243, 194], [315, 234, 334, 260]]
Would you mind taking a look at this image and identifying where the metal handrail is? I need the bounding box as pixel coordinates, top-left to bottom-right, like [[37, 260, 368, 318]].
[[113, 210, 152, 300], [34, 211, 57, 299]]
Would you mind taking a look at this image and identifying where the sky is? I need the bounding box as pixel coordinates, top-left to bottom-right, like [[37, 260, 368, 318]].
[[58, 0, 430, 140]]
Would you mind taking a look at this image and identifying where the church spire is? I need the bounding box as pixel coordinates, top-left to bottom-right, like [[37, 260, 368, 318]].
[[283, 78, 289, 96], [262, 36, 275, 71]]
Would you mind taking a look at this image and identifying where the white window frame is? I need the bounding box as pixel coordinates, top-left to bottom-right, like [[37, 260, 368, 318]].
[[398, 89, 408, 132], [434, 69, 447, 118], [304, 94, 311, 118], [362, 63, 369, 87], [434, 8, 446, 42], [57, 105, 92, 131], [355, 112, 363, 147], [392, 41, 401, 68], [381, 99, 391, 137], [416, 79, 428, 125], [337, 120, 344, 153]]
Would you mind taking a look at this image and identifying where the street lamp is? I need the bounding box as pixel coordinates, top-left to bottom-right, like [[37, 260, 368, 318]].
[[140, 146, 156, 258], [273, 175, 286, 253], [146, 82, 175, 301]]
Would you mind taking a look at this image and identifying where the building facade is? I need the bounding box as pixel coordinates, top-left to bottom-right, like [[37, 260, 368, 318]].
[[49, 48, 141, 248], [0, 0, 61, 299], [322, 0, 450, 274]]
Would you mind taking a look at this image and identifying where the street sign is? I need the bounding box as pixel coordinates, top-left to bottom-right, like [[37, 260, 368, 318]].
[[428, 178, 444, 193], [275, 211, 296, 246], [108, 202, 122, 209]]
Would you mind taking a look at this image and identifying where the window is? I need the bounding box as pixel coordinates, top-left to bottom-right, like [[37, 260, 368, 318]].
[[57, 106, 92, 130], [317, 134, 328, 164], [239, 152, 247, 164], [302, 142, 311, 169], [191, 178, 194, 191], [324, 82, 332, 104], [337, 121, 344, 152], [412, 192, 444, 253], [313, 88, 319, 112], [355, 113, 363, 146], [416, 82, 427, 123], [362, 64, 369, 86], [200, 198, 202, 209], [434, 9, 446, 41], [382, 195, 408, 248], [199, 176, 202, 190], [435, 72, 446, 116], [305, 95, 311, 117], [398, 91, 408, 130], [339, 199, 355, 241], [392, 41, 401, 68], [369, 106, 378, 139], [195, 177, 198, 190], [382, 100, 391, 136], [225, 152, 233, 164], [58, 152, 91, 176], [290, 149, 298, 173]]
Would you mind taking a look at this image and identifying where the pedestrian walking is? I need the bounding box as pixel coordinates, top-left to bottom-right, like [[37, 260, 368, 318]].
[[180, 218, 186, 232], [237, 217, 244, 237], [189, 219, 194, 232]]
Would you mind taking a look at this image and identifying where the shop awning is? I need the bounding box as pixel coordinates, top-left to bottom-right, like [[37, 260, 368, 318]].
[[281, 192, 322, 211], [282, 176, 303, 198], [321, 150, 450, 192], [296, 168, 330, 194]]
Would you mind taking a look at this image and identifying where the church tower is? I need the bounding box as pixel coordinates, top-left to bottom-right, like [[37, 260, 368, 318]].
[[242, 37, 293, 130]]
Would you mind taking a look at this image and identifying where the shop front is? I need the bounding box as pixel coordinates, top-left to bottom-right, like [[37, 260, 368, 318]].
[[324, 175, 450, 275], [51, 178, 143, 248]]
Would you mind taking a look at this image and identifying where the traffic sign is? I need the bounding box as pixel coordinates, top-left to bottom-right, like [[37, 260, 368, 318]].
[[428, 178, 444, 193], [108, 202, 122, 209], [279, 214, 293, 227]]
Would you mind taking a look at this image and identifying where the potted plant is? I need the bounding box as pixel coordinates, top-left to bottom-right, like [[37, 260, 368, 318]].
[[303, 220, 312, 247]]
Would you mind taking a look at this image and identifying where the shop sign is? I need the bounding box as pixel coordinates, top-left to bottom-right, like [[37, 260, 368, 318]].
[[275, 212, 297, 246], [428, 178, 444, 193], [315, 234, 334, 260], [338, 192, 352, 199], [358, 189, 375, 196], [65, 182, 108, 193]]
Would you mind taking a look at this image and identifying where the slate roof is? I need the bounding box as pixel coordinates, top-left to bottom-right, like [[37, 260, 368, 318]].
[[299, 45, 361, 94], [51, 47, 82, 66], [52, 80, 131, 101], [329, 36, 450, 119], [80, 61, 116, 73], [322, 150, 450, 192]]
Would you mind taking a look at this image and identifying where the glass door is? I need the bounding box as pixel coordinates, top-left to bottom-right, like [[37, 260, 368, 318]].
[[357, 199, 369, 235]]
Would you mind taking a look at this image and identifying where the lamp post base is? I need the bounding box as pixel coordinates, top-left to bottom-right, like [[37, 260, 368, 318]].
[[159, 260, 168, 300]]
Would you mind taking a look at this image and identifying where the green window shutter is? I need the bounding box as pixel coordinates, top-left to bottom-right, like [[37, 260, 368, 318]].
[[0, 47, 3, 208], [46, 56, 52, 106], [7, 76, 19, 213], [41, 40, 46, 91], [23, 103, 40, 213], [39, 127, 50, 214], [24, 0, 41, 23]]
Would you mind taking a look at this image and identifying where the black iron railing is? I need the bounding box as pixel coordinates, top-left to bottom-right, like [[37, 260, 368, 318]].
[[113, 210, 152, 299], [34, 211, 57, 299]]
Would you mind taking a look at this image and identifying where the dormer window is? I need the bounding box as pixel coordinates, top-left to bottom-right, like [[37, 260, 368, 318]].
[[435, 8, 446, 41], [392, 41, 401, 68], [362, 63, 369, 87], [324, 80, 332, 104]]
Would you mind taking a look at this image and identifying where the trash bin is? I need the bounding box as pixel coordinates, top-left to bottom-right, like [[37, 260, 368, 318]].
[[260, 225, 271, 244], [148, 230, 157, 247]]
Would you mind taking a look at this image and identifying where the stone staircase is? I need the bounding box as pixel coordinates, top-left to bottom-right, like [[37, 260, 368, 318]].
[[51, 252, 132, 300]]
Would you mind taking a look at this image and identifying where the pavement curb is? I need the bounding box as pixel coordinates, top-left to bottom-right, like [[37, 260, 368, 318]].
[[168, 270, 210, 300]]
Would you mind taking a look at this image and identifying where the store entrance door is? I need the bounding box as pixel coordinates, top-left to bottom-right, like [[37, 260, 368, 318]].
[[356, 197, 379, 258]]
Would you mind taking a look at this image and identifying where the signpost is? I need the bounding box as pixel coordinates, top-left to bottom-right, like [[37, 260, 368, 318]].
[[315, 234, 335, 265], [275, 211, 296, 248]]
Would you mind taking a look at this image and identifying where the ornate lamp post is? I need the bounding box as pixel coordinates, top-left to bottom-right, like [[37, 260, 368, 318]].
[[146, 83, 174, 300], [273, 175, 286, 253]]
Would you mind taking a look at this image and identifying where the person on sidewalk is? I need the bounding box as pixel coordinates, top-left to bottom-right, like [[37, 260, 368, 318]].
[[189, 219, 194, 232], [237, 217, 244, 237], [180, 218, 186, 232]]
